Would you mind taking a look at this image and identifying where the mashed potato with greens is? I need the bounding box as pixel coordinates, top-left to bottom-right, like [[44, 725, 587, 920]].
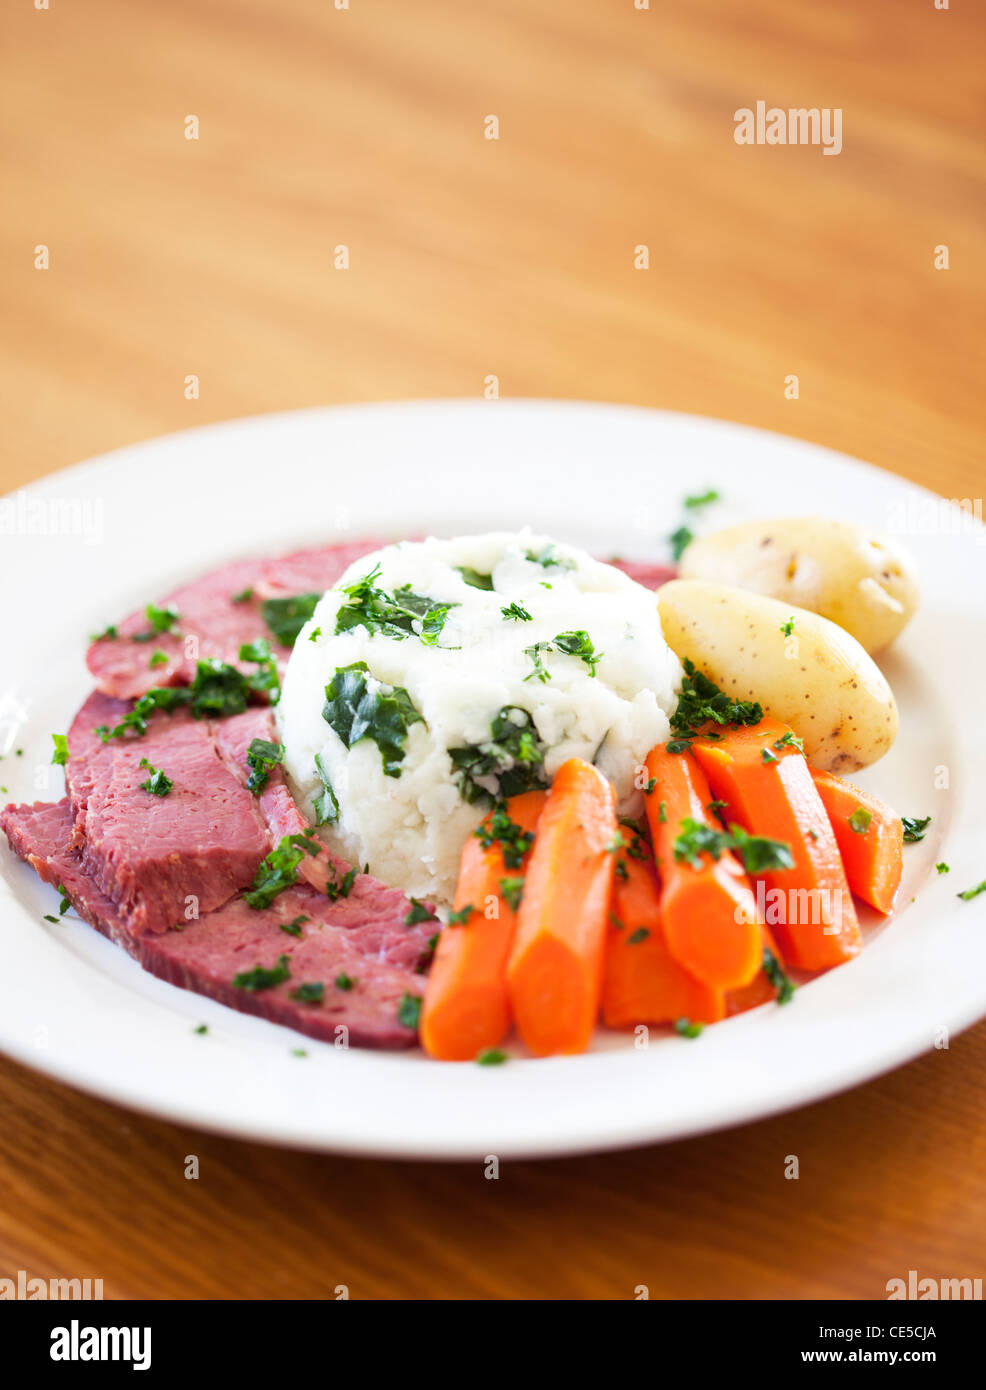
[[276, 532, 681, 904]]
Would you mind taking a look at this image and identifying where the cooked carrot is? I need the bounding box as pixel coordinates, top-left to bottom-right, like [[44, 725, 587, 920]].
[[691, 719, 861, 971], [644, 745, 763, 991], [602, 840, 725, 1028], [421, 790, 546, 1061], [810, 768, 903, 914], [506, 759, 618, 1056]]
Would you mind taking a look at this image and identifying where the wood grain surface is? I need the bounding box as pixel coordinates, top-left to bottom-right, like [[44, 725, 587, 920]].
[[1, 0, 984, 1300]]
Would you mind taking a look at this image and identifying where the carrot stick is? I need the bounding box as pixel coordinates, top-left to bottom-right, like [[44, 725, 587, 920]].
[[690, 719, 861, 971], [506, 759, 618, 1056], [644, 745, 763, 991], [602, 835, 725, 1028], [810, 768, 903, 914], [421, 790, 546, 1061]]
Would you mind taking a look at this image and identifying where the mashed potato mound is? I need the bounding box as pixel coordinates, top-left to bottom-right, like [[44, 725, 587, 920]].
[[276, 531, 682, 905]]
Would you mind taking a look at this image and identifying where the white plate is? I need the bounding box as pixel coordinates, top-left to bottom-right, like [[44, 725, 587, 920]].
[[1, 400, 983, 1159]]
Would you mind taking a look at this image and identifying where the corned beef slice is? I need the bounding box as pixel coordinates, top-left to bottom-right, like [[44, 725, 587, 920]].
[[86, 540, 389, 700], [0, 801, 428, 1049], [66, 692, 271, 935]]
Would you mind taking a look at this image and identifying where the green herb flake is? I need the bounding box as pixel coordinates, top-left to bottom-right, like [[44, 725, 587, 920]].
[[848, 807, 873, 835], [683, 489, 720, 510], [56, 883, 71, 915], [761, 747, 779, 764], [279, 915, 310, 937], [51, 734, 69, 766], [323, 662, 424, 778], [335, 973, 356, 991], [194, 1024, 209, 1035], [674, 1018, 703, 1039], [43, 914, 59, 924], [627, 927, 650, 945], [668, 658, 762, 752], [90, 624, 118, 642], [669, 525, 694, 563], [131, 602, 180, 643], [244, 737, 284, 795], [499, 876, 525, 912], [263, 592, 321, 645], [501, 601, 533, 623], [232, 954, 291, 991], [149, 649, 169, 669], [405, 897, 434, 926], [554, 629, 602, 677], [780, 617, 796, 637], [447, 904, 473, 926], [449, 706, 546, 806], [456, 565, 495, 591], [290, 981, 324, 1005], [138, 757, 173, 797], [524, 544, 574, 571], [936, 862, 950, 875], [325, 863, 358, 902], [476, 1048, 508, 1066], [475, 804, 536, 869], [245, 835, 309, 909], [334, 566, 457, 648], [902, 815, 932, 843], [397, 992, 422, 1029], [729, 824, 795, 874], [313, 752, 340, 825], [658, 800, 668, 823], [773, 731, 805, 753], [522, 640, 553, 684], [957, 880, 986, 902], [231, 587, 254, 604], [763, 947, 796, 1004]]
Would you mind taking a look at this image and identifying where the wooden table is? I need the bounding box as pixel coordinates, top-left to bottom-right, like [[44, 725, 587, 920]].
[[1, 0, 983, 1300]]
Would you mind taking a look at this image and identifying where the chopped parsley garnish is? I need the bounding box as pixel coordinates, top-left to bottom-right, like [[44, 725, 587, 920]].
[[132, 602, 180, 643], [475, 804, 535, 869], [245, 738, 284, 794], [673, 817, 793, 874], [936, 862, 950, 875], [90, 624, 118, 641], [290, 981, 324, 1005], [138, 757, 173, 797], [57, 883, 71, 915], [231, 586, 254, 604], [51, 733, 69, 766], [447, 904, 473, 926], [499, 876, 525, 912], [627, 927, 650, 945], [683, 489, 720, 510], [312, 752, 340, 825], [848, 807, 872, 835], [763, 948, 795, 1003], [780, 617, 796, 637], [456, 566, 494, 591], [773, 730, 805, 753], [673, 818, 734, 869], [658, 800, 667, 823], [643, 777, 658, 795], [96, 652, 279, 743], [667, 658, 762, 751], [238, 638, 281, 703], [43, 914, 59, 924], [674, 1018, 703, 1039], [405, 898, 433, 926], [902, 815, 932, 843], [335, 973, 356, 991], [149, 649, 169, 669], [244, 834, 314, 909], [322, 661, 424, 778], [554, 629, 602, 676], [397, 993, 422, 1029], [308, 626, 321, 642], [761, 747, 778, 764], [501, 601, 533, 622], [449, 705, 546, 806], [957, 880, 986, 902], [279, 915, 309, 937], [262, 592, 321, 645], [194, 1024, 209, 1034], [477, 1048, 508, 1066], [334, 566, 456, 647], [669, 525, 694, 563], [525, 544, 574, 571], [522, 640, 553, 684], [325, 862, 358, 902], [232, 955, 291, 991]]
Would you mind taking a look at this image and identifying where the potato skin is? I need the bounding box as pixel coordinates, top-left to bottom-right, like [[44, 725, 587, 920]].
[[679, 517, 920, 653], [657, 580, 899, 772]]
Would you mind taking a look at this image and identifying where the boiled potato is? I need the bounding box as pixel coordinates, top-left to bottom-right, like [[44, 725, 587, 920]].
[[658, 579, 898, 772], [679, 517, 919, 653]]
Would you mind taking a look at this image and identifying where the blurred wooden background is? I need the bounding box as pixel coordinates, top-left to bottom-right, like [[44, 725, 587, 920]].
[[1, 0, 984, 1299]]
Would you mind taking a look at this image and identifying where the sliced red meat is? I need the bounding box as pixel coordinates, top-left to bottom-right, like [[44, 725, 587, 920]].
[[65, 692, 273, 935], [86, 539, 389, 701], [608, 558, 676, 589], [1, 800, 430, 1049]]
